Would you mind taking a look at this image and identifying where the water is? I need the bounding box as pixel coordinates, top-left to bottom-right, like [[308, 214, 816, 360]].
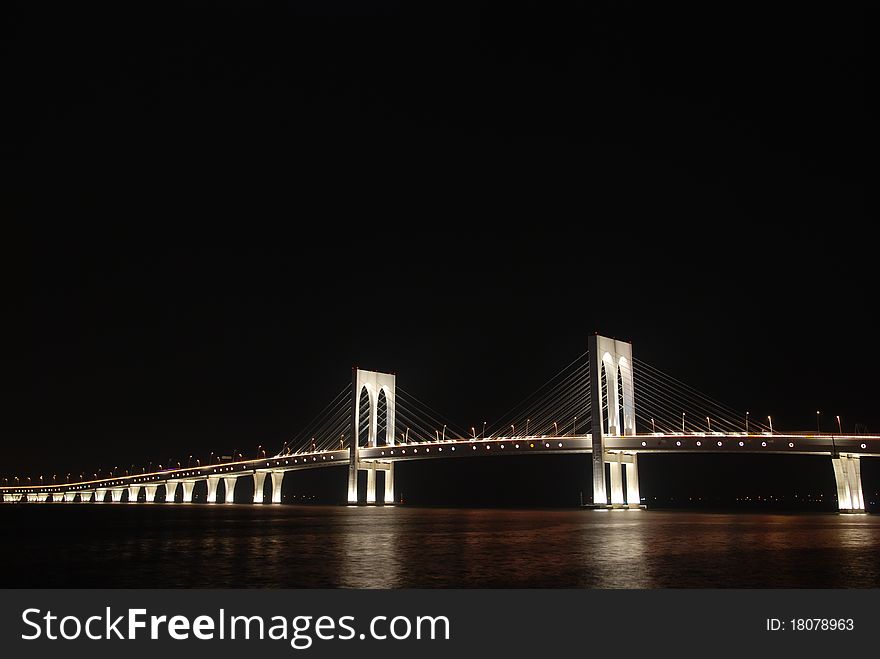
[[2, 504, 879, 588]]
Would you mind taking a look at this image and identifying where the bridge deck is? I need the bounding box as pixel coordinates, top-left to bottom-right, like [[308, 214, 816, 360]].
[[2, 434, 878, 498]]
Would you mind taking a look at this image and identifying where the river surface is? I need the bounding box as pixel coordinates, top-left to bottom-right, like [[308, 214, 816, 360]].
[[2, 505, 879, 588]]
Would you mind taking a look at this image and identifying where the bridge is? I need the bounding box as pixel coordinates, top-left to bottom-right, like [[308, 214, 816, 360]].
[[2, 335, 876, 512]]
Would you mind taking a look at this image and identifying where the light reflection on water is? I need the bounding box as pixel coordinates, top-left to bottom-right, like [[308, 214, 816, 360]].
[[3, 505, 879, 588]]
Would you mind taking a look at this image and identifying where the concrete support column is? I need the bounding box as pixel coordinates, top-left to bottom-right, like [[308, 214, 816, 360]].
[[80, 491, 93, 503], [95, 489, 107, 503], [164, 482, 178, 503], [64, 492, 77, 502], [366, 463, 377, 504], [609, 454, 626, 506], [832, 455, 865, 512], [110, 489, 124, 502], [127, 486, 140, 503], [223, 476, 237, 504], [182, 481, 197, 503], [625, 454, 641, 506], [253, 472, 267, 504], [27, 493, 39, 502], [144, 485, 158, 503], [206, 476, 222, 503], [384, 462, 395, 504], [271, 472, 283, 504]]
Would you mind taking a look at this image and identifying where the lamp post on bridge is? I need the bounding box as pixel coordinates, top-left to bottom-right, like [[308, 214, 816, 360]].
[[816, 411, 821, 434], [554, 421, 558, 436], [681, 412, 686, 433], [767, 416, 773, 434], [745, 412, 749, 434], [482, 421, 487, 439]]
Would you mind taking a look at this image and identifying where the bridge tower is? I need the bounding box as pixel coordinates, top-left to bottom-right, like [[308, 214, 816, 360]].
[[348, 368, 396, 504], [588, 334, 640, 507]]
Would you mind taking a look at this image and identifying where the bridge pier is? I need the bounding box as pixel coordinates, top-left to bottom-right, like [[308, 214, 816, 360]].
[[182, 480, 197, 503], [253, 471, 267, 503], [384, 462, 394, 504], [271, 471, 284, 503], [95, 489, 107, 502], [144, 485, 158, 502], [602, 453, 641, 508], [222, 476, 237, 503], [79, 491, 93, 503], [110, 488, 124, 502], [164, 481, 178, 503], [206, 476, 222, 503], [26, 493, 39, 502], [366, 463, 377, 504], [127, 485, 140, 503], [64, 492, 77, 502], [832, 454, 865, 513]]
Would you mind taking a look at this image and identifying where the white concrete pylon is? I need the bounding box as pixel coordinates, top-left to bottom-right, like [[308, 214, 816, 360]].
[[182, 481, 197, 503], [832, 454, 865, 512], [144, 485, 158, 503], [206, 476, 222, 503], [589, 335, 636, 506], [110, 489, 124, 502], [271, 472, 283, 504], [79, 491, 93, 503], [95, 489, 107, 503], [253, 471, 267, 504], [625, 454, 641, 506], [164, 481, 178, 503], [366, 463, 377, 504], [223, 476, 237, 504], [384, 462, 395, 504], [127, 485, 139, 502], [349, 368, 396, 503], [64, 492, 77, 502]]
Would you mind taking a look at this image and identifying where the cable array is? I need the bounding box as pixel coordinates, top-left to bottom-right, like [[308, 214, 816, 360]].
[[276, 384, 353, 455], [485, 353, 592, 438], [632, 358, 770, 434]]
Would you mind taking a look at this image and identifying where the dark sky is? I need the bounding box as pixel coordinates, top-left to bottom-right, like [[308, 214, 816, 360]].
[[3, 2, 868, 485]]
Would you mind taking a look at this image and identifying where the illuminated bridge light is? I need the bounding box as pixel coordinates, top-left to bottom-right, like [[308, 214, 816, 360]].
[[788, 443, 794, 448], [641, 441, 647, 447], [500, 444, 505, 449], [545, 443, 550, 448], [451, 447, 455, 451], [676, 441, 681, 447], [861, 443, 867, 449], [438, 447, 442, 451], [485, 444, 490, 449], [717, 441, 723, 447], [761, 442, 767, 447], [738, 441, 744, 447], [515, 444, 520, 449], [696, 441, 702, 447], [472, 446, 477, 450], [558, 442, 563, 448]]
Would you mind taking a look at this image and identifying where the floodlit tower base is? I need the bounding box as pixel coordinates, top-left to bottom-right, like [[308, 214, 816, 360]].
[[832, 454, 865, 513]]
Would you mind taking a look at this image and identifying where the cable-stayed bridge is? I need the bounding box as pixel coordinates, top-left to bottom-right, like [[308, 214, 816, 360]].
[[2, 335, 876, 512]]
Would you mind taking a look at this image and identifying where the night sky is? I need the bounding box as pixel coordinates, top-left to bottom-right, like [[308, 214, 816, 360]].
[[4, 3, 870, 504]]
